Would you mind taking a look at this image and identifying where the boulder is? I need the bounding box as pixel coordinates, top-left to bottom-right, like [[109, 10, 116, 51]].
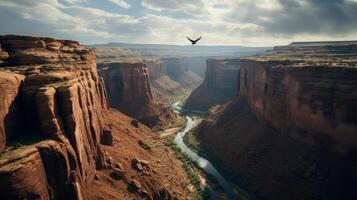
[[101, 127, 114, 146], [130, 179, 142, 191], [110, 168, 125, 180]]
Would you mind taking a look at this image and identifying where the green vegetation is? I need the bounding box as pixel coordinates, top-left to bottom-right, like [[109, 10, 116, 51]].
[[164, 135, 202, 193]]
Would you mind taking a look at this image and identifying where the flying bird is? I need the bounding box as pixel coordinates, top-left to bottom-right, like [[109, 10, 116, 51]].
[[187, 36, 202, 45]]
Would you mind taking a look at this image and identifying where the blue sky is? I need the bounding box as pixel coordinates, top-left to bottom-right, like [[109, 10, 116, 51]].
[[0, 0, 357, 46]]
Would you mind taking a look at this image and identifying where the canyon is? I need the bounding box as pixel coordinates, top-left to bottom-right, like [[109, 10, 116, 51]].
[[191, 41, 357, 200], [1, 35, 356, 200], [184, 59, 240, 111], [93, 47, 202, 127], [0, 35, 198, 200], [146, 57, 202, 103]]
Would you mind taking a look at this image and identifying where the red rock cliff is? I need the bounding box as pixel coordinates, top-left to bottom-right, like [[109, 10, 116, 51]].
[[0, 36, 197, 200], [239, 59, 357, 153], [93, 48, 202, 104], [0, 35, 108, 199], [194, 42, 357, 200], [98, 61, 176, 127], [184, 59, 240, 110]]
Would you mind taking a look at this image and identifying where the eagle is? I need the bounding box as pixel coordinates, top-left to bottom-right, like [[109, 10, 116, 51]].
[[186, 36, 202, 45]]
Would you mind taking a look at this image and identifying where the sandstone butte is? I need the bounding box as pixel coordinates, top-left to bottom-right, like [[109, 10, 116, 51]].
[[0, 35, 198, 200], [192, 41, 357, 200]]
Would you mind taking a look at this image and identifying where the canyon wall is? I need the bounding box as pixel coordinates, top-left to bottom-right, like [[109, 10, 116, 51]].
[[184, 59, 240, 110], [0, 35, 108, 199], [239, 59, 357, 153], [143, 58, 204, 104], [98, 61, 176, 127], [145, 59, 167, 80], [161, 57, 202, 90], [0, 36, 195, 200], [93, 47, 202, 105], [144, 58, 187, 103], [194, 43, 357, 200], [183, 56, 207, 78]]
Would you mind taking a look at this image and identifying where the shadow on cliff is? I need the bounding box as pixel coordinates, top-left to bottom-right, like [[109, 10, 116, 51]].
[[194, 98, 357, 200], [3, 82, 45, 147]]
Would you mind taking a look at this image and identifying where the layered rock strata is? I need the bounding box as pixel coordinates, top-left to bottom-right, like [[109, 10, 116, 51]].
[[98, 61, 176, 127], [0, 35, 108, 199], [0, 35, 193, 200], [184, 59, 240, 110], [93, 48, 202, 105], [194, 42, 357, 200]]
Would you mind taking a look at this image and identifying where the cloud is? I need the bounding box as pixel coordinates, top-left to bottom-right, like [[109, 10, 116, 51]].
[[107, 0, 130, 9], [141, 0, 207, 16], [0, 0, 140, 43], [0, 0, 357, 46], [226, 0, 357, 37]]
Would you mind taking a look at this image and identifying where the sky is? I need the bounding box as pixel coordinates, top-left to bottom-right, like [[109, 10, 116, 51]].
[[0, 0, 357, 46]]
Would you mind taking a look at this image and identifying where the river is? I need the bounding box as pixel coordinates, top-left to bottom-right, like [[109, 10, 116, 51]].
[[172, 101, 239, 200]]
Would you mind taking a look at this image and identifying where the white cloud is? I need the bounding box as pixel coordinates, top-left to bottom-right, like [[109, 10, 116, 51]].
[[0, 0, 357, 46], [107, 0, 130, 9], [141, 0, 207, 16]]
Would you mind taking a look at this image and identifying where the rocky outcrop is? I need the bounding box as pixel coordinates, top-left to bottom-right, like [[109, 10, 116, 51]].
[[184, 59, 240, 110], [194, 42, 357, 200], [98, 61, 176, 127], [0, 35, 108, 199]]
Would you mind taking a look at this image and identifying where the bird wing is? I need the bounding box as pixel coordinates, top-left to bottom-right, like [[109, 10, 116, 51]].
[[186, 37, 195, 43], [194, 36, 202, 43]]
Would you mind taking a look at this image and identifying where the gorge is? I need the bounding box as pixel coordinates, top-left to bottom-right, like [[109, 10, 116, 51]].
[[1, 35, 356, 200]]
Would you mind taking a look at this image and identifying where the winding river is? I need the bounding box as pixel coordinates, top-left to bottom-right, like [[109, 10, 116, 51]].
[[172, 101, 239, 200]]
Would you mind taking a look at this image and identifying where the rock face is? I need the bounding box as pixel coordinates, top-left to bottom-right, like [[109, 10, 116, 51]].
[[98, 61, 176, 127], [183, 56, 207, 78], [239, 59, 357, 153], [144, 58, 196, 103], [194, 42, 357, 200], [145, 59, 167, 80], [184, 59, 240, 110], [93, 48, 202, 105], [161, 57, 202, 90], [0, 35, 198, 200], [0, 35, 108, 199]]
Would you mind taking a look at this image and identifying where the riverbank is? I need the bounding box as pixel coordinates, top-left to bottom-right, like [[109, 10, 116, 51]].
[[184, 124, 256, 200], [159, 100, 250, 199]]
